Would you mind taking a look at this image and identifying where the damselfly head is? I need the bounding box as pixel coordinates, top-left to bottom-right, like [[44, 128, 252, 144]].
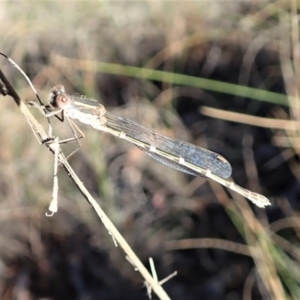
[[49, 85, 71, 109]]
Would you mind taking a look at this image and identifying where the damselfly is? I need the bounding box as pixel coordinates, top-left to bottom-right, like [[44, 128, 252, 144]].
[[37, 85, 271, 208]]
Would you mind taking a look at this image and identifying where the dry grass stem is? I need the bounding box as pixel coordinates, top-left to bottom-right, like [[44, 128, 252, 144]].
[[201, 106, 298, 131], [0, 65, 171, 300]]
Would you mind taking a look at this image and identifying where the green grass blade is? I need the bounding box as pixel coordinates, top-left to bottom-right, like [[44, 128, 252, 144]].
[[89, 62, 289, 106]]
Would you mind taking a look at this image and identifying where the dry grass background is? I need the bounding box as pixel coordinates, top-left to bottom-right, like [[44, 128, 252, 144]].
[[1, 1, 300, 299]]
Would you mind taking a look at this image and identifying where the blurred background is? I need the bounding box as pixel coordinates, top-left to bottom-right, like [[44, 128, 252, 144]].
[[0, 1, 299, 299]]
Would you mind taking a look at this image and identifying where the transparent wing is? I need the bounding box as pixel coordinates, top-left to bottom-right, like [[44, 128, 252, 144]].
[[105, 112, 232, 179]]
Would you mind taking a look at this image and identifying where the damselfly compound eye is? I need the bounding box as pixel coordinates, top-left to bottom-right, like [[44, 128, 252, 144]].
[[49, 85, 71, 109], [55, 94, 71, 109]]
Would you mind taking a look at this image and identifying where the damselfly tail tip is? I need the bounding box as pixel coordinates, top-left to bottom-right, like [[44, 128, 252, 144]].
[[248, 193, 271, 208]]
